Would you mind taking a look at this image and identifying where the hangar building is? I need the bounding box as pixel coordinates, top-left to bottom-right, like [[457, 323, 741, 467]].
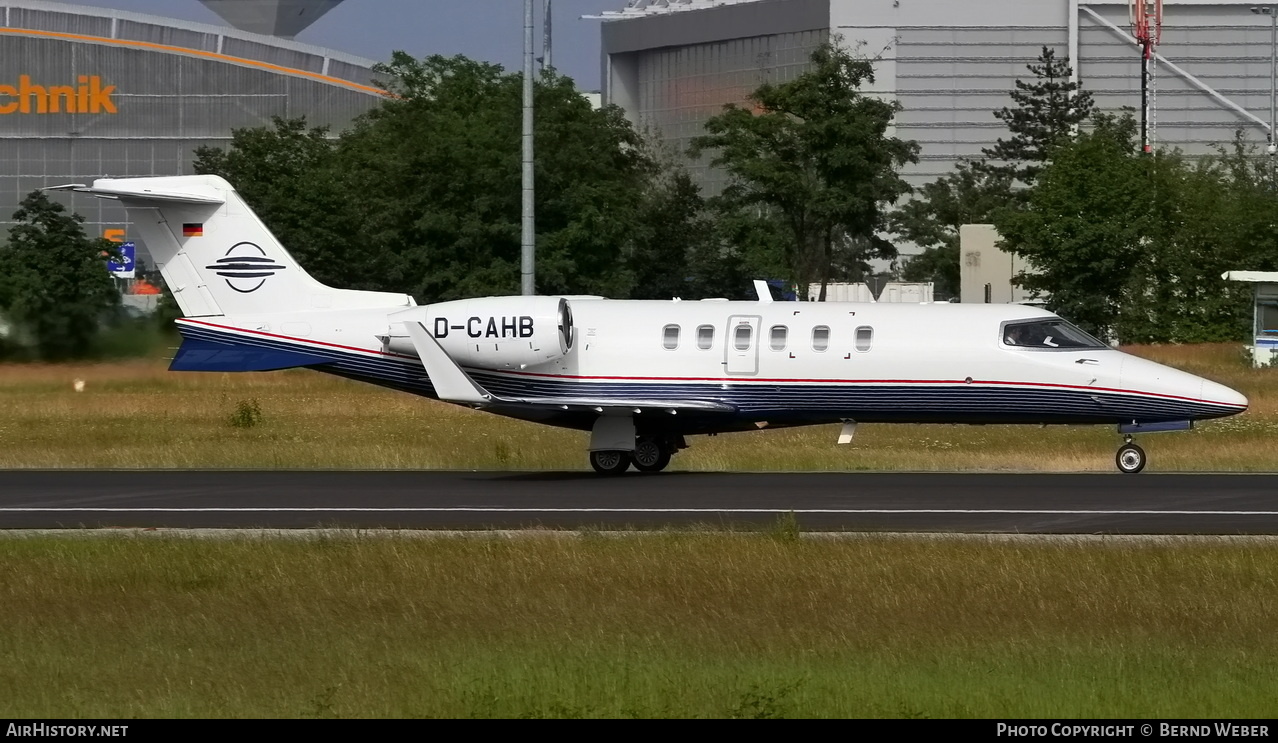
[[600, 0, 1278, 195], [0, 0, 384, 259]]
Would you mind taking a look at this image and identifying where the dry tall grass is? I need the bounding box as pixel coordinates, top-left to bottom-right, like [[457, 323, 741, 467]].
[[0, 533, 1275, 717], [0, 344, 1273, 471]]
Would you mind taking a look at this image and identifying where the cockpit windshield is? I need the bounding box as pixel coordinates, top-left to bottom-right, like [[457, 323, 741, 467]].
[[1002, 319, 1107, 349]]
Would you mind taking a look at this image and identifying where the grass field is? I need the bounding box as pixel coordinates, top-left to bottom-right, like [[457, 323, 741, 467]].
[[0, 343, 1273, 471], [1, 345, 1276, 718], [1, 532, 1276, 718]]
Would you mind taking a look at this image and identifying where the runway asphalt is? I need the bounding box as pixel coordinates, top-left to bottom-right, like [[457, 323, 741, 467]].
[[1, 470, 1276, 533]]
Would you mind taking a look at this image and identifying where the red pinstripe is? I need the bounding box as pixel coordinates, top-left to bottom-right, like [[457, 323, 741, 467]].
[[177, 319, 1247, 410]]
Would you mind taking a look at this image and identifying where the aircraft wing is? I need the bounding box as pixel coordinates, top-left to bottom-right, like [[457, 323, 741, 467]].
[[492, 396, 736, 414], [400, 321, 736, 415]]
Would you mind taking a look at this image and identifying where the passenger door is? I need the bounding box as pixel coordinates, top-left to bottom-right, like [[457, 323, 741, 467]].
[[724, 315, 760, 376]]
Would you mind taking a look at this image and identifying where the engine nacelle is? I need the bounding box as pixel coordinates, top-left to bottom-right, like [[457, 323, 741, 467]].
[[386, 296, 574, 369]]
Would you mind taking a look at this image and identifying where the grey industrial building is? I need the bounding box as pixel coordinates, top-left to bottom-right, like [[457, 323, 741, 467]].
[[6, 0, 1274, 266], [601, 0, 1278, 194], [0, 0, 383, 259]]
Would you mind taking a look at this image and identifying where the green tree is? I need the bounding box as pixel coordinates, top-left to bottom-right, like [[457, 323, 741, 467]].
[[894, 161, 1012, 298], [895, 47, 1092, 295], [195, 56, 673, 302], [1, 191, 121, 360], [193, 117, 359, 290], [980, 46, 1095, 188], [1117, 138, 1278, 343], [625, 169, 718, 299], [994, 113, 1149, 338], [335, 53, 656, 301], [1000, 117, 1278, 344], [691, 40, 918, 299]]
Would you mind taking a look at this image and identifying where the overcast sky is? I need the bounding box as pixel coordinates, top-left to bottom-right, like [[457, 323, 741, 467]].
[[56, 0, 620, 91]]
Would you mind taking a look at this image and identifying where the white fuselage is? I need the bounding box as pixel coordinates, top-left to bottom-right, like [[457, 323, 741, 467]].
[[176, 297, 1248, 435]]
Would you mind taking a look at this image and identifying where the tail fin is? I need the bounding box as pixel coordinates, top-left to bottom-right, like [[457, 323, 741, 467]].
[[80, 175, 412, 317]]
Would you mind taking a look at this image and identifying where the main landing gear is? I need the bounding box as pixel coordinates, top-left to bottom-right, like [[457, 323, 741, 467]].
[[589, 435, 682, 475], [588, 449, 632, 476], [1115, 436, 1147, 474], [631, 437, 672, 472]]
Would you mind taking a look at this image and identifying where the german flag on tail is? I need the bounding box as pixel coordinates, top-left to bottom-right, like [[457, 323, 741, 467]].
[[182, 223, 203, 237]]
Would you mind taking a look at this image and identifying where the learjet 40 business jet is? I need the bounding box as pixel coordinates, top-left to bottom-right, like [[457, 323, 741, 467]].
[[55, 175, 1248, 474]]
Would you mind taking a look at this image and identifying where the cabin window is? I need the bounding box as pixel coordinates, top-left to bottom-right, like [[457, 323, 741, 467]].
[[733, 324, 753, 351], [769, 325, 788, 351], [662, 324, 680, 350], [812, 325, 830, 352], [1002, 319, 1106, 349], [855, 326, 873, 352], [696, 325, 715, 350]]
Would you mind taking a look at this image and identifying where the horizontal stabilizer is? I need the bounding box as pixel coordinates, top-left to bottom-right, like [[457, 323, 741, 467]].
[[46, 181, 224, 205], [169, 337, 331, 372]]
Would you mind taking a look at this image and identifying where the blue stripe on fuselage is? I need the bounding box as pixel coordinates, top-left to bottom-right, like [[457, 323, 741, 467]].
[[170, 336, 333, 372]]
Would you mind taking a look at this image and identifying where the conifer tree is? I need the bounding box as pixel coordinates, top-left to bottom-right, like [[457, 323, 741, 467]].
[[979, 46, 1095, 187], [894, 46, 1093, 293]]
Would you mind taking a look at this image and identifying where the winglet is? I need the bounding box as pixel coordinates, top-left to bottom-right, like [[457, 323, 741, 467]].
[[402, 321, 491, 405], [753, 280, 773, 302]]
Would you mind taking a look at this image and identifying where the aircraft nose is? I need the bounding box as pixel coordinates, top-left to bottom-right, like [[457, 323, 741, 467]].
[[1120, 355, 1248, 418], [1201, 378, 1248, 411]]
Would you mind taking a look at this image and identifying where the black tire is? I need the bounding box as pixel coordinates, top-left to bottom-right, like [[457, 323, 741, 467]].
[[590, 450, 631, 476], [632, 438, 672, 473], [1116, 443, 1146, 474]]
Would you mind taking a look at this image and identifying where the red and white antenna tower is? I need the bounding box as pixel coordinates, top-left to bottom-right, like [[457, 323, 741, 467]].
[[1130, 0, 1163, 153]]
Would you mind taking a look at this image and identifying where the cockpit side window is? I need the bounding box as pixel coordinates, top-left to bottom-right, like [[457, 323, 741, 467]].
[[1002, 319, 1106, 349]]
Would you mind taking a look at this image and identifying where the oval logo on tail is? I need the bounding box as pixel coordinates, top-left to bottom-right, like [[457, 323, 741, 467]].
[[205, 241, 286, 293]]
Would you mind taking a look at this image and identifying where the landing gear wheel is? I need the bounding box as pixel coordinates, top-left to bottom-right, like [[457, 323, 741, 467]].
[[1116, 443, 1146, 474], [632, 438, 672, 473], [590, 450, 631, 476]]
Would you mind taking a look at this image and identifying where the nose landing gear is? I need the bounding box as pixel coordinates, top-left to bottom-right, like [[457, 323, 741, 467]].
[[1115, 436, 1147, 474], [1113, 420, 1191, 474]]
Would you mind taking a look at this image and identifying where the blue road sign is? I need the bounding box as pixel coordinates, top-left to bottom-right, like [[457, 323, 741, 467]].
[[107, 242, 136, 278]]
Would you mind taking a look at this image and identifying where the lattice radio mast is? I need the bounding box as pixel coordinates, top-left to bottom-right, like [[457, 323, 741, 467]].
[[1131, 0, 1164, 153]]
